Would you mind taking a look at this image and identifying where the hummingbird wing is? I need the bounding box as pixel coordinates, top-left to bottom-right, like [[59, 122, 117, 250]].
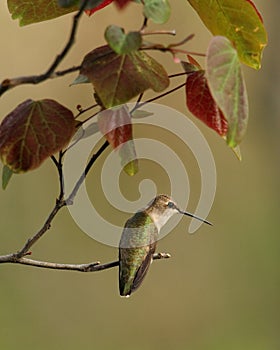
[[119, 212, 158, 297], [130, 241, 156, 294]]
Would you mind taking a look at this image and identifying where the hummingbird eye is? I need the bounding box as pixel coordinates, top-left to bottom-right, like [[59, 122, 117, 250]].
[[167, 201, 175, 208]]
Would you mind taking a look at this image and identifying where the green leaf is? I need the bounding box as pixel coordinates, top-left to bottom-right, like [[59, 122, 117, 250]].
[[80, 45, 169, 108], [143, 0, 171, 24], [105, 25, 142, 54], [131, 110, 154, 119], [72, 122, 99, 142], [58, 0, 79, 7], [7, 0, 79, 26], [70, 74, 90, 85], [187, 0, 267, 69], [181, 61, 200, 74], [0, 99, 76, 172], [97, 106, 138, 176], [2, 165, 13, 190], [120, 142, 138, 176], [206, 36, 249, 147]]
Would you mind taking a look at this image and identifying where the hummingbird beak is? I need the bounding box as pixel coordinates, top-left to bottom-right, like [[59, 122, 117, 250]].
[[177, 208, 212, 226]]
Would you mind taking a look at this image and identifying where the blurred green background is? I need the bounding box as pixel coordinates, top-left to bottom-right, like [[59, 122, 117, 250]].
[[0, 1, 279, 349]]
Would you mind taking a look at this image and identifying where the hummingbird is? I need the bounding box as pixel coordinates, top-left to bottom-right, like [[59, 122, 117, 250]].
[[119, 194, 212, 297]]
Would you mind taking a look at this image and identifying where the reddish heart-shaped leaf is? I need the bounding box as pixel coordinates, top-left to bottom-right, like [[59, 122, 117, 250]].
[[206, 36, 249, 147], [0, 99, 75, 173], [186, 70, 228, 136], [114, 0, 131, 9], [79, 45, 169, 108], [98, 105, 138, 175]]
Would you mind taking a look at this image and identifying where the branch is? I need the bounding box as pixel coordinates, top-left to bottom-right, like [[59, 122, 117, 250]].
[[0, 253, 171, 271], [66, 140, 109, 205], [3, 138, 109, 261], [14, 199, 66, 259], [136, 82, 187, 108], [0, 0, 88, 97]]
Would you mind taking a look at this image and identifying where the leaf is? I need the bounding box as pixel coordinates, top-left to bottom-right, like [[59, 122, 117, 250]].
[[105, 26, 142, 54], [7, 0, 78, 26], [186, 54, 202, 69], [187, 0, 267, 69], [97, 106, 138, 176], [181, 61, 200, 74], [2, 165, 13, 190], [58, 0, 78, 6], [72, 122, 99, 142], [131, 110, 154, 119], [114, 0, 132, 9], [84, 0, 114, 15], [206, 36, 249, 147], [0, 99, 75, 173], [70, 74, 90, 85], [80, 45, 169, 108], [143, 0, 171, 24], [185, 70, 228, 136]]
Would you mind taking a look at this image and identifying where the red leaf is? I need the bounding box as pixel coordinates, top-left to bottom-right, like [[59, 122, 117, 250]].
[[98, 105, 138, 175], [85, 0, 113, 16], [114, 0, 131, 9], [0, 99, 75, 173], [187, 55, 201, 69], [186, 70, 228, 136], [98, 107, 132, 149]]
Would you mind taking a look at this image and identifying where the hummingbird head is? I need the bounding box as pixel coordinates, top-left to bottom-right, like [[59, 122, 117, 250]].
[[147, 194, 212, 231]]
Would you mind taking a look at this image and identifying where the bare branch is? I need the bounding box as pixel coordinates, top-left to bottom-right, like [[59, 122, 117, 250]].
[[0, 0, 88, 97], [136, 82, 187, 108], [15, 200, 66, 259], [0, 136, 109, 263], [0, 253, 171, 271], [66, 140, 109, 205]]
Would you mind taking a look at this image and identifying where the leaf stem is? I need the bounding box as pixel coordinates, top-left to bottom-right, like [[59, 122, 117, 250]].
[[141, 29, 176, 36]]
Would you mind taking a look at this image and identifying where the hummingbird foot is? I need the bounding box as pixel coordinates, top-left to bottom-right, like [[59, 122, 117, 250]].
[[152, 252, 171, 260]]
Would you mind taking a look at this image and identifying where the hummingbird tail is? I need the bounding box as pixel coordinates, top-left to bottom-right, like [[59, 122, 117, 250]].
[[119, 283, 132, 297]]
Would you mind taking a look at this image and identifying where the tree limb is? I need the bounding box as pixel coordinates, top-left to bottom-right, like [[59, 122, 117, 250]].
[[0, 0, 88, 97], [0, 137, 109, 264], [0, 253, 171, 272]]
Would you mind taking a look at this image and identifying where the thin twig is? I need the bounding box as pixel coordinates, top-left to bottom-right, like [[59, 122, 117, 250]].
[[168, 72, 189, 79], [0, 0, 88, 97], [75, 103, 99, 119], [140, 29, 176, 36], [57, 151, 65, 201], [136, 82, 187, 109], [66, 140, 109, 205], [167, 33, 195, 48], [51, 153, 65, 199], [4, 137, 109, 261], [142, 46, 206, 57], [14, 199, 66, 258]]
